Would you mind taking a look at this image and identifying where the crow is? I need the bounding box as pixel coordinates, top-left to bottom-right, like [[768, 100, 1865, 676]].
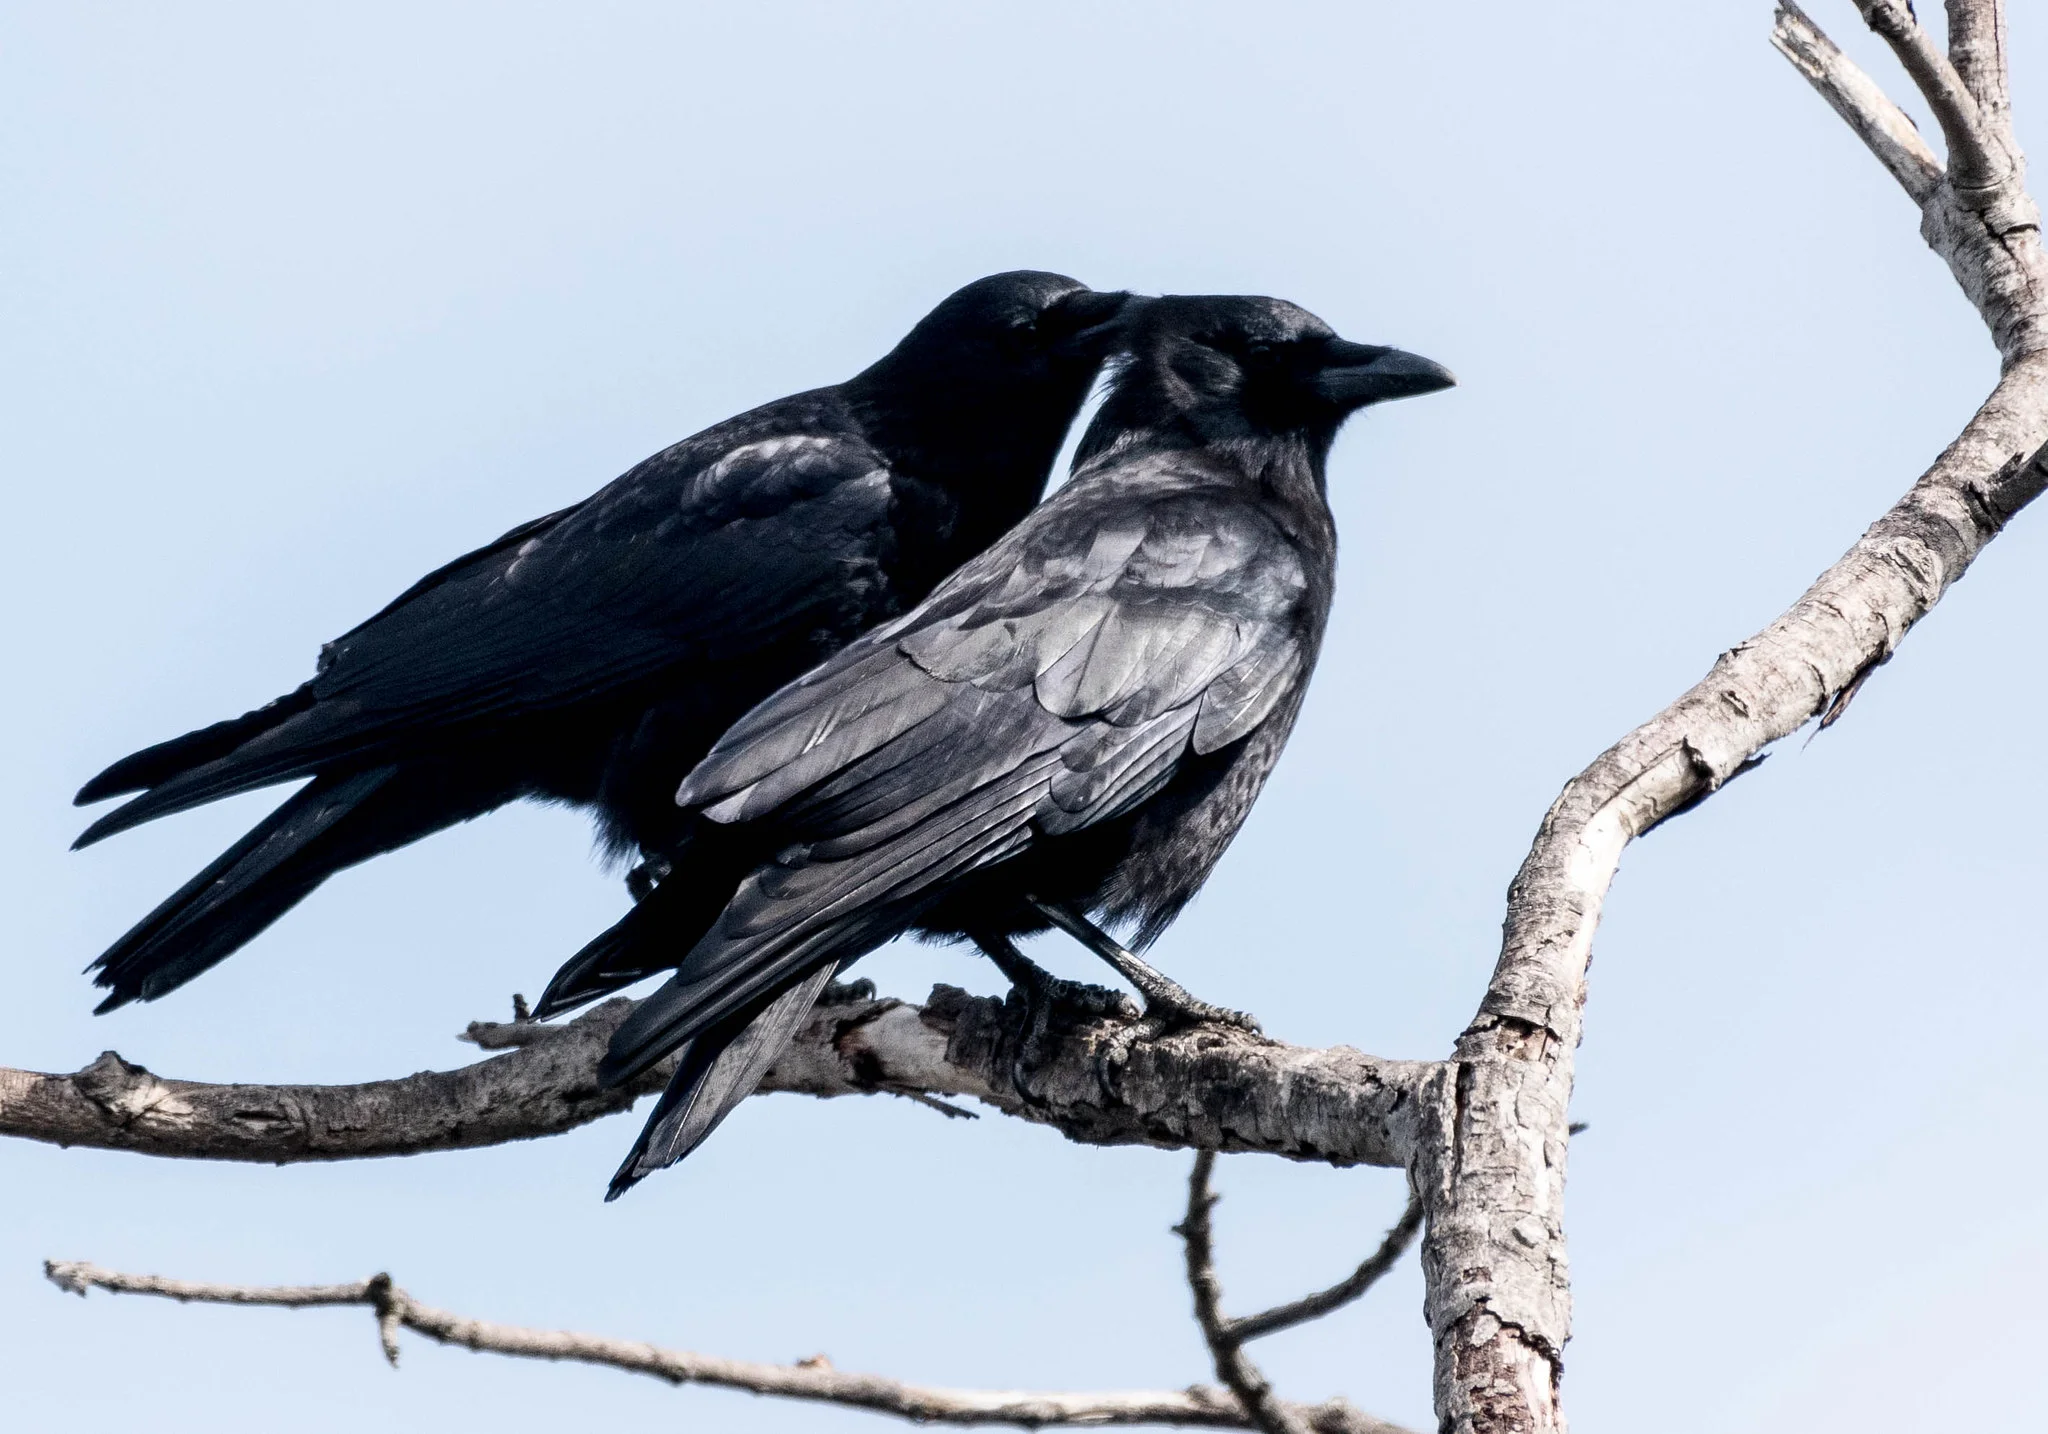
[[72, 271, 1132, 1013], [573, 293, 1455, 1195]]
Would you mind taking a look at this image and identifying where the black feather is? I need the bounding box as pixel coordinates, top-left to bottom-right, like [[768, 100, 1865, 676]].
[[89, 767, 399, 1009], [604, 962, 842, 1199]]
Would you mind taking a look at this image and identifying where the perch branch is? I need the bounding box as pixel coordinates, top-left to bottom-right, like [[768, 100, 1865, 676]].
[[1, 984, 1430, 1171], [43, 1260, 1414, 1434]]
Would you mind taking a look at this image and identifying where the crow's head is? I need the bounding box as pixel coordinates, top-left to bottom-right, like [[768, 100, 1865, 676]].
[[846, 271, 1136, 491], [899, 270, 1134, 367], [1089, 294, 1454, 456]]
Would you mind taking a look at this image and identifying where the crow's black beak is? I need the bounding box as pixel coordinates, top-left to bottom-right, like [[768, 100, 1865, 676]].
[[1314, 342, 1457, 407], [1049, 289, 1141, 357]]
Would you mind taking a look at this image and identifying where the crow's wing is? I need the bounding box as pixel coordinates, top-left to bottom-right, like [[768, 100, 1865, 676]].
[[601, 459, 1313, 1083], [79, 419, 904, 840]]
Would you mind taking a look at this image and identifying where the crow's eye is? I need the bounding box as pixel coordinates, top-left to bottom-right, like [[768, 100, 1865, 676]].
[[1243, 340, 1276, 364]]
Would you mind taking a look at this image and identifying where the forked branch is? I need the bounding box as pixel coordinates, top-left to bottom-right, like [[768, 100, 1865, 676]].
[[1175, 1154, 1423, 1434], [1856, 0, 2009, 193], [1177, 1152, 1311, 1434], [1419, 6, 2048, 1430]]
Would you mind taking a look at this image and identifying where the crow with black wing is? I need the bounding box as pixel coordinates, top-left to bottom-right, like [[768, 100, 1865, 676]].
[[73, 272, 1130, 1012], [569, 293, 1455, 1195]]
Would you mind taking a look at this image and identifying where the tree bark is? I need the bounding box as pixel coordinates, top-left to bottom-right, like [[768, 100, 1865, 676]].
[[0, 985, 1429, 1170]]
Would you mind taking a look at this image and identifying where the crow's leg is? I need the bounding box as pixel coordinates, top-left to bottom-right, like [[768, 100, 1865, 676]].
[[1027, 898, 1259, 1033], [972, 930, 1136, 1021], [971, 930, 1136, 1100]]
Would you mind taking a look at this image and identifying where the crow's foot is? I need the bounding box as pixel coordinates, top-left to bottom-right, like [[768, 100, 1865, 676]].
[[1027, 896, 1260, 1037], [972, 932, 1137, 1101]]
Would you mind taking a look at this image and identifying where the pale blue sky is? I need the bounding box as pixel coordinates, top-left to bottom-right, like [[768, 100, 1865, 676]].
[[4, 5, 2044, 1431]]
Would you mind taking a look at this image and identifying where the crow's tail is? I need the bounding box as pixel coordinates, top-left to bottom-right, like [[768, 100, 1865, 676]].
[[88, 762, 514, 1011], [532, 896, 676, 1021], [74, 685, 317, 808], [532, 832, 758, 1020], [590, 896, 926, 1192], [604, 962, 840, 1199]]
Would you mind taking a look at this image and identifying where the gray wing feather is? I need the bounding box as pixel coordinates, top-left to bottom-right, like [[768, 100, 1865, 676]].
[[1192, 638, 1305, 754], [695, 660, 954, 822], [1044, 706, 1201, 832]]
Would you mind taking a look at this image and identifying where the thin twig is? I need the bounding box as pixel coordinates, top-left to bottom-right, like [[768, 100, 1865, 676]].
[[1858, 0, 2008, 194], [1229, 1192, 1424, 1344], [42, 1260, 1413, 1433], [1773, 3, 1942, 202], [1175, 1153, 1313, 1434]]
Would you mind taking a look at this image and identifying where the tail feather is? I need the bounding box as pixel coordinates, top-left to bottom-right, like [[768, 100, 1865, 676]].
[[605, 962, 839, 1199], [532, 831, 758, 1021], [533, 909, 663, 1021], [75, 685, 317, 806], [73, 742, 332, 850], [88, 761, 515, 1010], [89, 768, 398, 1010]]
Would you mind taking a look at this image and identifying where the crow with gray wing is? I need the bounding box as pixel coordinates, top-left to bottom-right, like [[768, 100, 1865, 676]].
[[72, 272, 1129, 1013], [570, 293, 1455, 1196]]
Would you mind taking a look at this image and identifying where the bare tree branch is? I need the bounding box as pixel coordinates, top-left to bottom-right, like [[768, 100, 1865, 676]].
[[1175, 1152, 1312, 1434], [1228, 1192, 1424, 1345], [1946, 1, 2014, 143], [1773, 2, 1943, 201], [0, 984, 1429, 1171], [1417, 349, 2048, 1434], [1414, 12, 2048, 1429], [43, 1259, 1415, 1434]]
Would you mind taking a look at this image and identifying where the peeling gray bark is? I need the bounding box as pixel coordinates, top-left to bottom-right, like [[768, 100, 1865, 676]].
[[0, 984, 1430, 1170]]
